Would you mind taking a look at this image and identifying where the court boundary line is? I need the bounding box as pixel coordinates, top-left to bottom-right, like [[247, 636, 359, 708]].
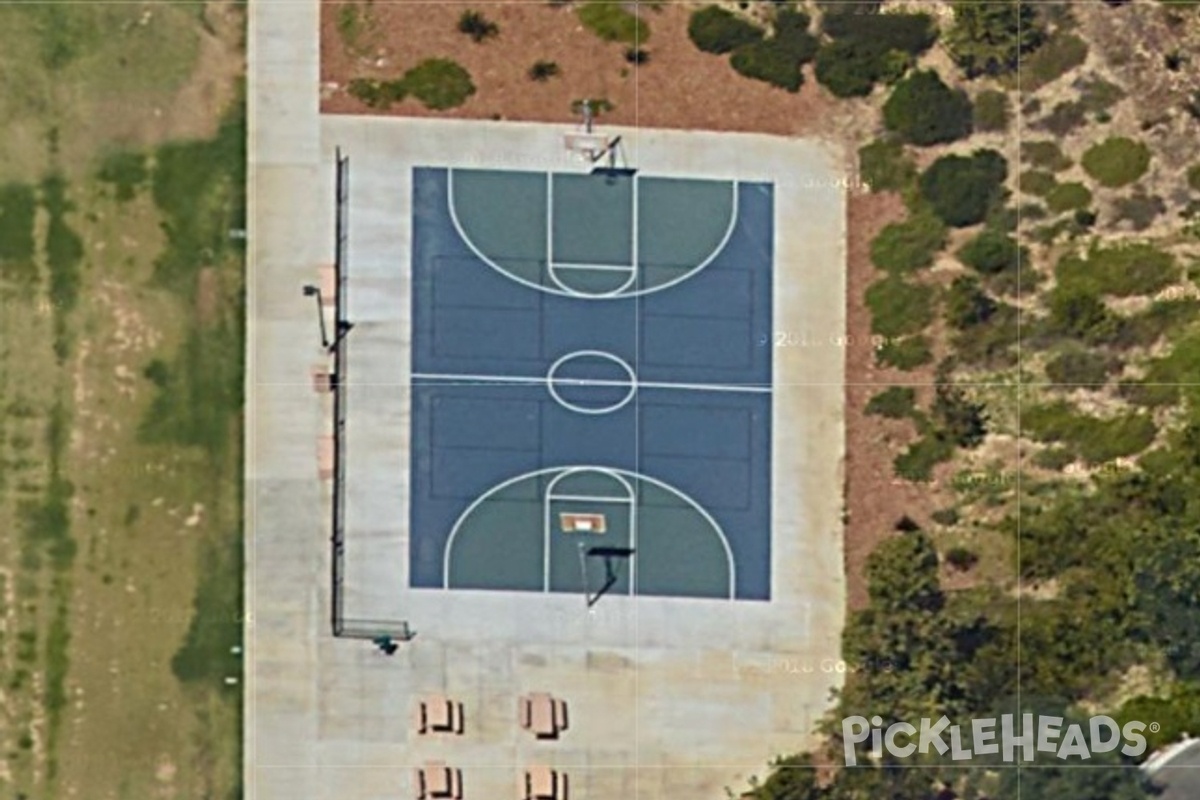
[[445, 169, 740, 300], [442, 466, 735, 599]]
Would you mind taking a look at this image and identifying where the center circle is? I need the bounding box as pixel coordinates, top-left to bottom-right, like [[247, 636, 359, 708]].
[[545, 350, 637, 415]]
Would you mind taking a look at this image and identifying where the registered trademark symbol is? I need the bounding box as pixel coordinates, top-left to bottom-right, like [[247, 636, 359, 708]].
[[1149, 722, 1161, 733]]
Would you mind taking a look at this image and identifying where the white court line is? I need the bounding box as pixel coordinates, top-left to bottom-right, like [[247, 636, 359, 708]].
[[411, 371, 772, 394], [550, 262, 637, 272]]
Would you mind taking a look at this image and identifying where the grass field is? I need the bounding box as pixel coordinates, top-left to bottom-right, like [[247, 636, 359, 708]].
[[0, 3, 244, 799]]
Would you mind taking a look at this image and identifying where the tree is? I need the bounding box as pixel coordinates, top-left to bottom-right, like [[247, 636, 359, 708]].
[[814, 12, 936, 98], [918, 149, 1008, 227], [946, 0, 1044, 78], [883, 70, 973, 146], [932, 382, 987, 448], [687, 5, 764, 54]]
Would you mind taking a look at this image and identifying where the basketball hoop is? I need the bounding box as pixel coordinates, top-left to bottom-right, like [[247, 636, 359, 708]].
[[563, 132, 614, 164]]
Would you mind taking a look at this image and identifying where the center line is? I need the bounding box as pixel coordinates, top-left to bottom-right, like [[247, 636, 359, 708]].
[[411, 372, 771, 394]]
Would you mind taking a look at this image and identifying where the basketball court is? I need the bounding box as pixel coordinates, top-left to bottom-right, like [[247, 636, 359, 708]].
[[410, 158, 773, 603]]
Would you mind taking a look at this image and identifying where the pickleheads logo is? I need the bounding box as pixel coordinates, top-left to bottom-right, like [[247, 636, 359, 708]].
[[842, 714, 1151, 766]]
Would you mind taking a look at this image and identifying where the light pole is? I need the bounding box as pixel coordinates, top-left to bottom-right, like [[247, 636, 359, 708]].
[[302, 284, 330, 349]]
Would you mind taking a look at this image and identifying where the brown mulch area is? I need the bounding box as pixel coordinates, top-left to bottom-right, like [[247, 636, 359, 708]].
[[320, 1, 842, 138], [320, 0, 941, 611]]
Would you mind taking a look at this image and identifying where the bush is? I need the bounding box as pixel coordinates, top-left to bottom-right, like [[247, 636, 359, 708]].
[[1056, 242, 1178, 298], [1113, 192, 1166, 231], [945, 275, 997, 329], [731, 40, 800, 92], [687, 6, 763, 54], [1046, 285, 1115, 342], [866, 276, 936, 337], [919, 149, 1008, 227], [1022, 140, 1072, 172], [869, 211, 947, 273], [578, 2, 648, 44], [876, 335, 933, 370], [457, 10, 499, 42], [951, 303, 1018, 367], [866, 386, 917, 419], [931, 507, 960, 526], [858, 139, 916, 193], [529, 60, 560, 81], [1189, 163, 1200, 192], [96, 150, 148, 201], [403, 58, 476, 110], [1081, 137, 1151, 188], [814, 11, 936, 97], [347, 77, 407, 109], [822, 10, 936, 54], [1021, 33, 1088, 91], [1022, 402, 1157, 463], [1019, 169, 1057, 197], [624, 47, 649, 64], [1037, 100, 1088, 137], [947, 0, 1043, 77], [1032, 446, 1076, 471], [1045, 182, 1092, 214], [957, 229, 1021, 275], [894, 434, 955, 482], [945, 546, 979, 571], [1045, 350, 1115, 386], [883, 70, 973, 146], [973, 89, 1010, 132]]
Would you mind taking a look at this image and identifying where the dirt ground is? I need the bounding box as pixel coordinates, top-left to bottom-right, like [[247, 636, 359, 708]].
[[319, 0, 929, 608]]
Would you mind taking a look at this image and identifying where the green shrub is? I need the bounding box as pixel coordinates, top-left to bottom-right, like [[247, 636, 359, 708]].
[[96, 150, 148, 202], [1189, 163, 1200, 192], [1022, 140, 1072, 172], [1056, 242, 1178, 298], [876, 335, 933, 370], [1113, 192, 1166, 231], [821, 10, 936, 54], [858, 139, 916, 193], [950, 302, 1019, 367], [1044, 350, 1115, 386], [1078, 75, 1126, 114], [894, 434, 955, 482], [457, 10, 499, 42], [347, 77, 407, 108], [866, 386, 917, 419], [945, 546, 979, 571], [403, 58, 476, 110], [1045, 285, 1115, 342], [919, 149, 1008, 227], [578, 2, 648, 44], [865, 276, 936, 337], [1021, 33, 1088, 91], [687, 6, 763, 54], [731, 39, 800, 92], [0, 182, 37, 282], [1022, 401, 1156, 464], [945, 275, 997, 329], [1037, 100, 1088, 137], [1119, 380, 1180, 408], [869, 211, 947, 273], [957, 229, 1021, 274], [931, 507, 960, 526], [1019, 169, 1057, 197], [529, 60, 560, 81], [814, 11, 936, 97], [1081, 137, 1151, 188], [1032, 446, 1075, 471], [973, 89, 1010, 132], [946, 0, 1043, 78], [883, 70, 973, 146], [1045, 182, 1092, 214]]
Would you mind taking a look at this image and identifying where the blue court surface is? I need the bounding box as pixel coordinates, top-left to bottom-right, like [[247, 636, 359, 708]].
[[409, 167, 774, 600]]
